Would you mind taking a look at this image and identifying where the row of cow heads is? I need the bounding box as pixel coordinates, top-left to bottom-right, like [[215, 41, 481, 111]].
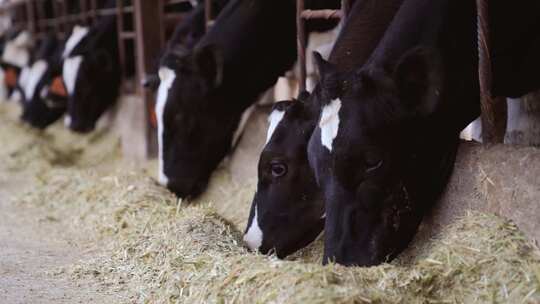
[[5, 21, 120, 133], [246, 47, 446, 266]]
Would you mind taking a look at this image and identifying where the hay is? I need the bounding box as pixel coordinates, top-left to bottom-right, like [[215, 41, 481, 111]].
[[2, 103, 540, 303]]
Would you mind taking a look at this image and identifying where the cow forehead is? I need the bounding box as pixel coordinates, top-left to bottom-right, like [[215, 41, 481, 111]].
[[319, 98, 342, 152], [63, 56, 84, 95], [156, 67, 177, 186], [63, 26, 90, 58], [266, 109, 285, 144], [24, 60, 48, 100]]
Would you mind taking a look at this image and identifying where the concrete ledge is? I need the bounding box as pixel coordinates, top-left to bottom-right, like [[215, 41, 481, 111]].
[[426, 142, 540, 244]]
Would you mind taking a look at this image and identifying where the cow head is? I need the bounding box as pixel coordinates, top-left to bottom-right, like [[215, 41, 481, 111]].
[[244, 94, 324, 258], [307, 49, 445, 266], [21, 69, 68, 129], [62, 25, 120, 133], [157, 44, 232, 198]]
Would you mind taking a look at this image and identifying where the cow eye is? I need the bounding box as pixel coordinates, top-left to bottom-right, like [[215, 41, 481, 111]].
[[270, 162, 288, 178], [365, 152, 383, 173]]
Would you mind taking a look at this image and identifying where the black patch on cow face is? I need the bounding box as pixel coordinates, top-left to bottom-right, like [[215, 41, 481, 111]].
[[245, 97, 324, 258], [66, 48, 120, 133], [21, 72, 67, 129], [308, 48, 446, 266], [161, 44, 231, 198]]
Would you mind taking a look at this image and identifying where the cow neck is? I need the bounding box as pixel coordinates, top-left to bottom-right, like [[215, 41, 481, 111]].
[[328, 0, 403, 73], [195, 0, 297, 86], [368, 0, 479, 135], [366, 0, 449, 68]]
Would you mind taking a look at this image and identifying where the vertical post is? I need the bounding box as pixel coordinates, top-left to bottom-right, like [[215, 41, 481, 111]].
[[25, 0, 36, 35], [205, 0, 212, 30], [158, 0, 165, 47], [134, 0, 162, 157], [296, 0, 307, 93], [477, 0, 507, 143], [116, 0, 126, 82]]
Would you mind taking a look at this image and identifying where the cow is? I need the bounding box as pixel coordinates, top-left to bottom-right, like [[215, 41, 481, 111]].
[[20, 33, 68, 129], [243, 0, 404, 258], [0, 30, 35, 103], [61, 1, 121, 133], [156, 0, 298, 198], [157, 0, 341, 199], [306, 0, 482, 266]]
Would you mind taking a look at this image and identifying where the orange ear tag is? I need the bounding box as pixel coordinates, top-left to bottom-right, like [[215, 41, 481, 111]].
[[5, 68, 18, 88], [149, 102, 158, 129], [50, 76, 68, 97]]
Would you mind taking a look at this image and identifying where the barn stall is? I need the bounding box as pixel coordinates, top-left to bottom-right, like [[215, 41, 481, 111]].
[[0, 0, 539, 303]]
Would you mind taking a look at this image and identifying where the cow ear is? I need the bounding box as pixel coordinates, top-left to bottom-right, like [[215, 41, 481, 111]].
[[194, 44, 223, 88], [313, 51, 335, 79], [313, 52, 340, 99], [394, 47, 443, 116]]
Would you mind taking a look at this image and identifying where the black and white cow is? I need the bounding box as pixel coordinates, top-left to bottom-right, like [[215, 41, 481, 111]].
[[243, 0, 404, 258], [156, 0, 298, 198], [306, 0, 480, 266], [157, 0, 341, 198], [20, 33, 68, 129], [61, 3, 121, 133], [0, 30, 34, 102], [307, 0, 540, 266]]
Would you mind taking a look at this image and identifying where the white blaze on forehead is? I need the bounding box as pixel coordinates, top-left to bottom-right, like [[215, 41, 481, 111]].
[[2, 31, 32, 67], [19, 66, 31, 84], [24, 60, 48, 101], [63, 26, 89, 58], [2, 43, 30, 67], [266, 109, 285, 144], [319, 98, 342, 152], [13, 31, 32, 47], [63, 56, 83, 95], [156, 67, 177, 186], [243, 204, 263, 251]]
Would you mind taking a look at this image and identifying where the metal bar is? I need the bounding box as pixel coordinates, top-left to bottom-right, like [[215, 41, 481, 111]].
[[205, 0, 212, 31], [296, 0, 307, 93], [158, 0, 166, 49], [120, 31, 136, 39], [116, 0, 127, 80], [25, 0, 36, 34], [477, 0, 507, 143], [301, 9, 342, 20], [134, 0, 163, 157]]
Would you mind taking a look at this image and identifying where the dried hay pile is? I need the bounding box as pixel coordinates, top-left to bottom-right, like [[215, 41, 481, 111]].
[[0, 102, 121, 178], [2, 102, 540, 303]]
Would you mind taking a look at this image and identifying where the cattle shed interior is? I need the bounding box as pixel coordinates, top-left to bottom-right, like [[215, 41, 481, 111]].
[[0, 0, 539, 303], [0, 0, 210, 159]]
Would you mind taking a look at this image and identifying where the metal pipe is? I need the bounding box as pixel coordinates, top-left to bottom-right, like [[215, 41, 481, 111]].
[[205, 0, 212, 31], [297, 0, 307, 93], [477, 0, 507, 143], [301, 9, 342, 20]]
